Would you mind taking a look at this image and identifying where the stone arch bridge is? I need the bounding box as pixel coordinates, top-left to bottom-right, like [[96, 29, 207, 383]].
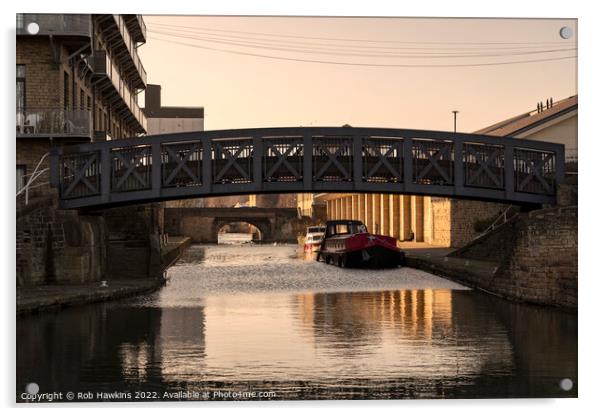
[[49, 126, 565, 209], [163, 207, 306, 244]]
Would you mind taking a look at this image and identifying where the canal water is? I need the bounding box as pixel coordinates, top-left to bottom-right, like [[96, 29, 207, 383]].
[[17, 244, 577, 401]]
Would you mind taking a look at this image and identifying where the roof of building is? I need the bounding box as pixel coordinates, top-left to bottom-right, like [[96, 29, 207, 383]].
[[143, 84, 204, 119], [474, 95, 577, 137]]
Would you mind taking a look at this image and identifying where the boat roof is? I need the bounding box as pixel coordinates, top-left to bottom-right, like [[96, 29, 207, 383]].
[[325, 220, 365, 225]]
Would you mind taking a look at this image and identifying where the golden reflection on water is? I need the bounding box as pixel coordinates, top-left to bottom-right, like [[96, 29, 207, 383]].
[[143, 289, 513, 384], [16, 285, 577, 399]]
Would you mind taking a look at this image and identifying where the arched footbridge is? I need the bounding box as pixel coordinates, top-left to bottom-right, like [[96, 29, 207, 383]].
[[49, 126, 565, 209]]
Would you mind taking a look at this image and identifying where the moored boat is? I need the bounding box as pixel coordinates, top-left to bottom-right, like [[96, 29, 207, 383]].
[[317, 220, 405, 268], [303, 226, 326, 253]]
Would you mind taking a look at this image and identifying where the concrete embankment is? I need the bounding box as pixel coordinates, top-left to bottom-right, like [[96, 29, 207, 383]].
[[17, 236, 191, 315], [405, 206, 577, 310]]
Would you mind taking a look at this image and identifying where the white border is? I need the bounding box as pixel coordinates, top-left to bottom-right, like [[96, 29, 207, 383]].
[[2, 0, 599, 414]]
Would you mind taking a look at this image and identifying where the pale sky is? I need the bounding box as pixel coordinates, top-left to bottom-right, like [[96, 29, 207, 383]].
[[138, 16, 577, 133]]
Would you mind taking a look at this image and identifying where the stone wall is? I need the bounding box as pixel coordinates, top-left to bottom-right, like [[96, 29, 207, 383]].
[[16, 199, 167, 286], [557, 182, 578, 207], [503, 207, 577, 308], [427, 198, 452, 246], [449, 206, 577, 308], [17, 198, 107, 286], [102, 204, 164, 279], [449, 199, 509, 247]]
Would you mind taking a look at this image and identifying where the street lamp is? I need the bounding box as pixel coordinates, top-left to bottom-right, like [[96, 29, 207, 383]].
[[452, 110, 459, 133]]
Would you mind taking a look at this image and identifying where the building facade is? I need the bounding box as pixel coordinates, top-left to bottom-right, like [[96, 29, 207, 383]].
[[16, 14, 152, 286], [143, 83, 204, 134], [16, 14, 147, 200]]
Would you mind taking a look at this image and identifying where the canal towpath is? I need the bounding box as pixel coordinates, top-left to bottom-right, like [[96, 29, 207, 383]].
[[17, 236, 191, 315]]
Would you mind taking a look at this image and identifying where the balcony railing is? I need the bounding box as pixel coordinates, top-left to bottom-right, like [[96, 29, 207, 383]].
[[93, 50, 147, 132], [112, 15, 147, 87], [16, 108, 92, 137], [123, 14, 146, 43], [16, 14, 92, 37]]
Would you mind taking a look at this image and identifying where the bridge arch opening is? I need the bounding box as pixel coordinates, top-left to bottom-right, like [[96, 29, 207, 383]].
[[217, 221, 263, 244]]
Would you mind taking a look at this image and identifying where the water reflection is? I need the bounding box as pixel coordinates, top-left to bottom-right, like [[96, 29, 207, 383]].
[[17, 287, 576, 400]]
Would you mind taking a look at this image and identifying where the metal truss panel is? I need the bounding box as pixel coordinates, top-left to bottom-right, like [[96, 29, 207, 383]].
[[464, 142, 505, 190], [412, 139, 454, 186], [110, 145, 151, 192], [362, 136, 404, 183], [514, 147, 556, 195], [161, 140, 202, 188], [312, 136, 353, 182], [262, 136, 303, 182], [60, 151, 101, 199], [212, 138, 253, 184]]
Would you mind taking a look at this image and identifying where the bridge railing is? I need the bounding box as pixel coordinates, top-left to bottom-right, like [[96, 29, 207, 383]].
[[49, 127, 565, 208]]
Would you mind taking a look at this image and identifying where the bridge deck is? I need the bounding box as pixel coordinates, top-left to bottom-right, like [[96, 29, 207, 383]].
[[49, 127, 565, 208]]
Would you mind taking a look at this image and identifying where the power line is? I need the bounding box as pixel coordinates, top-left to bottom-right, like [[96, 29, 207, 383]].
[[148, 21, 575, 47], [148, 35, 577, 68], [147, 23, 575, 51], [148, 29, 576, 59]]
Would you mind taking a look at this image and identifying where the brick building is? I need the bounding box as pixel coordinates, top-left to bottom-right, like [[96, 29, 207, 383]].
[[16, 14, 147, 198], [16, 14, 151, 286]]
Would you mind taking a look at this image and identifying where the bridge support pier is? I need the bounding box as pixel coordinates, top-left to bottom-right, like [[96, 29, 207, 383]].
[[381, 194, 390, 237], [412, 196, 425, 242], [345, 196, 352, 220], [351, 195, 359, 220], [359, 194, 366, 224], [392, 196, 400, 240], [373, 194, 382, 234], [401, 196, 412, 241], [366, 194, 374, 233]]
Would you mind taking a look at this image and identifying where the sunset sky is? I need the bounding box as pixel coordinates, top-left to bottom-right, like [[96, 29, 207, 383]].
[[138, 16, 577, 133]]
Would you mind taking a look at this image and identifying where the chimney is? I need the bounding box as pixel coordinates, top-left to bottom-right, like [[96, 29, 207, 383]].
[[144, 84, 162, 112]]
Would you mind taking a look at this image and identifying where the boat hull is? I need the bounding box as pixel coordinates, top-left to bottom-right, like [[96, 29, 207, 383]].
[[318, 232, 405, 269]]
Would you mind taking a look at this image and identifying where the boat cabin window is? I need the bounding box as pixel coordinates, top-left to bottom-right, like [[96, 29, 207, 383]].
[[326, 222, 368, 237]]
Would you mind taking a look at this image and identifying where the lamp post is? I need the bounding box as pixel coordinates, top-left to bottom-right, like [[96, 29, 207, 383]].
[[452, 110, 459, 133]]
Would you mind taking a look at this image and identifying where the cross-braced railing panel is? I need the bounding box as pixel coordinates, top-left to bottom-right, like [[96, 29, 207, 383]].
[[412, 139, 454, 186], [60, 151, 101, 199], [161, 141, 203, 188], [312, 136, 353, 182], [212, 138, 253, 184], [464, 142, 505, 190], [362, 136, 404, 183], [262, 136, 303, 182], [514, 148, 556, 195], [111, 145, 152, 192]]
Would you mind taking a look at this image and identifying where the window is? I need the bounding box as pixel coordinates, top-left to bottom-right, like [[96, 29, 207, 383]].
[[326, 222, 368, 237], [16, 165, 26, 192], [80, 88, 85, 110], [87, 95, 91, 110], [16, 65, 25, 110], [63, 71, 69, 109]]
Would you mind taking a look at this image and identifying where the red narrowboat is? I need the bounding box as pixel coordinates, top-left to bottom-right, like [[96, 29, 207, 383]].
[[317, 220, 406, 268]]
